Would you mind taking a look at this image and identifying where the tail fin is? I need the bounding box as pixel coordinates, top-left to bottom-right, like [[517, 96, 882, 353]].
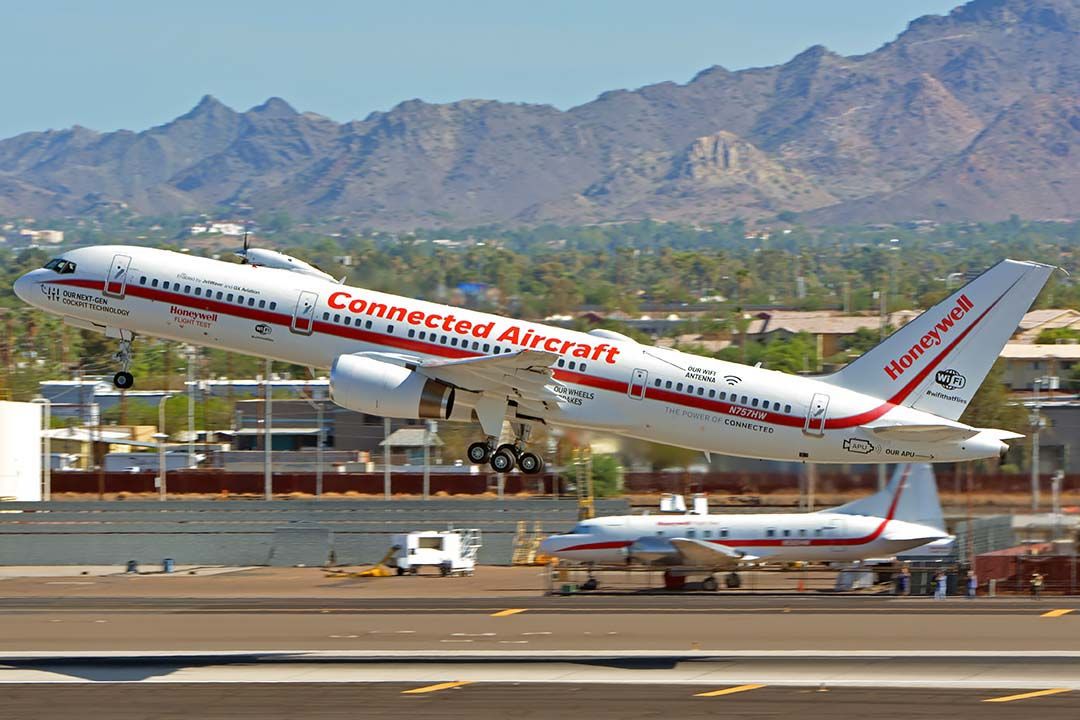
[[826, 259, 1054, 421], [830, 464, 944, 530]]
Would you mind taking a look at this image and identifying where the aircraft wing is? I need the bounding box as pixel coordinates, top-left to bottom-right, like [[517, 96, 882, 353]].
[[669, 538, 758, 569], [414, 349, 562, 403]]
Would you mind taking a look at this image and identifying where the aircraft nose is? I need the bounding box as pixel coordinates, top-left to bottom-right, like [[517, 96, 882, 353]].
[[13, 272, 34, 303]]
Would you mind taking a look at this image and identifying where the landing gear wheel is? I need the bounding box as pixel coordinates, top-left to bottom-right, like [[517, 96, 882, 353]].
[[725, 572, 741, 589], [496, 443, 520, 459], [517, 452, 544, 475], [490, 447, 516, 474], [467, 442, 492, 464], [581, 578, 598, 591], [395, 566, 405, 576], [701, 575, 719, 592], [113, 371, 134, 389]]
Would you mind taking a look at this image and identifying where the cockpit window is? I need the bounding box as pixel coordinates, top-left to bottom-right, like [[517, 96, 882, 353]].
[[44, 258, 76, 274]]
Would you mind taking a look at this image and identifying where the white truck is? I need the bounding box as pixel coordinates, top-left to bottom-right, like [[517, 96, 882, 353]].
[[390, 529, 482, 576]]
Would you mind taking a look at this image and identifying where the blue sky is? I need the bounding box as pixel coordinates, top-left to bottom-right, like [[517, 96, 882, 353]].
[[2, 0, 962, 138]]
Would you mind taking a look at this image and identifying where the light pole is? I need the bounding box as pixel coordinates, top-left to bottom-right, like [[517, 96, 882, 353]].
[[185, 346, 197, 468], [383, 417, 392, 500], [156, 394, 174, 501], [264, 358, 273, 501], [31, 398, 51, 501]]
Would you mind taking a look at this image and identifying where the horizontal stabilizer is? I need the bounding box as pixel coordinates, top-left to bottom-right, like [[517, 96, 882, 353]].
[[861, 423, 979, 442]]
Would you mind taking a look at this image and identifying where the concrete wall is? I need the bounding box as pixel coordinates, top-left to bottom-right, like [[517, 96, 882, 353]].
[[0, 499, 629, 566]]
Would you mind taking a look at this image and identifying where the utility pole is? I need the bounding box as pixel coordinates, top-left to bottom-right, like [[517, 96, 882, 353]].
[[422, 420, 432, 500], [264, 358, 273, 501], [1030, 378, 1042, 511], [383, 417, 391, 500]]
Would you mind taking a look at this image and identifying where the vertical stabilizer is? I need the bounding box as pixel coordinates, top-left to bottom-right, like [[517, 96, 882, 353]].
[[830, 464, 944, 530], [826, 260, 1054, 421]]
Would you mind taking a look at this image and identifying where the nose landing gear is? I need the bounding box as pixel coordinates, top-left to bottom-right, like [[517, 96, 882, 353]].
[[112, 335, 135, 389]]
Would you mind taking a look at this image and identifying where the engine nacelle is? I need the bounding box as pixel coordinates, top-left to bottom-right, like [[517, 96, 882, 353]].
[[330, 354, 455, 420]]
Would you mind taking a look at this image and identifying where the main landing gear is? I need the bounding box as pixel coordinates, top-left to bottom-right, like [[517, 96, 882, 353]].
[[467, 436, 545, 475], [112, 336, 135, 389]]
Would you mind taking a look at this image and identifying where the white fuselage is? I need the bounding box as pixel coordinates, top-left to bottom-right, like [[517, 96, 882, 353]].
[[14, 245, 1008, 463]]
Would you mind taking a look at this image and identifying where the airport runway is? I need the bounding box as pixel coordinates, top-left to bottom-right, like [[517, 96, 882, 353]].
[[2, 677, 1079, 720], [0, 595, 1076, 652]]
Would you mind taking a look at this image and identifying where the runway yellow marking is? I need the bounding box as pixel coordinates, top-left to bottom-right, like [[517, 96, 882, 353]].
[[983, 688, 1071, 703], [402, 681, 474, 694], [1041, 608, 1075, 618], [695, 684, 766, 698], [491, 608, 527, 617]]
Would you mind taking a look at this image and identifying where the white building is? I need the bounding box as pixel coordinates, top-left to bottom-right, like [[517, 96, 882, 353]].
[[0, 401, 43, 500]]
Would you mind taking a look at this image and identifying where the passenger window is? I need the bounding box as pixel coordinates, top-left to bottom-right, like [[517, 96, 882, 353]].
[[783, 529, 790, 537], [814, 528, 823, 537], [228, 294, 234, 302], [676, 383, 683, 392], [366, 320, 372, 329], [419, 331, 427, 340], [258, 300, 266, 309], [344, 317, 352, 326], [440, 336, 447, 344], [720, 529, 729, 538], [751, 398, 759, 407], [334, 314, 341, 323], [766, 529, 776, 538], [322, 312, 329, 320], [741, 395, 748, 404], [665, 380, 672, 389], [569, 361, 576, 370], [798, 529, 807, 537], [687, 529, 696, 538], [151, 279, 159, 288], [703, 530, 712, 538], [269, 302, 276, 310], [248, 298, 255, 307], [408, 328, 415, 338], [687, 385, 694, 394], [708, 389, 715, 398], [719, 391, 726, 400], [196, 287, 203, 296], [184, 285, 192, 293], [451, 337, 458, 346], [697, 387, 704, 396], [784, 404, 792, 413], [557, 359, 564, 367], [162, 281, 169, 290], [387, 325, 394, 334], [654, 379, 661, 387], [656, 530, 664, 537], [139, 276, 146, 285], [237, 295, 244, 304]]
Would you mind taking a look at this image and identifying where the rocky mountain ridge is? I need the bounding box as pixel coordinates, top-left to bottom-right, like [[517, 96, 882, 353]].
[[1, 0, 1077, 228]]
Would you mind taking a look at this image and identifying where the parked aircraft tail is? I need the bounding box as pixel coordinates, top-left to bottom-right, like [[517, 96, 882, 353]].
[[830, 463, 944, 530], [825, 259, 1054, 421]]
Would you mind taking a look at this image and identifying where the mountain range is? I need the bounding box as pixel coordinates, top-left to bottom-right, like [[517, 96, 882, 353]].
[[1, 0, 1077, 229]]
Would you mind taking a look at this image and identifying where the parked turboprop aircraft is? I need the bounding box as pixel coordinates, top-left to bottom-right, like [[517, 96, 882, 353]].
[[13, 245, 1052, 472], [539, 463, 950, 589]]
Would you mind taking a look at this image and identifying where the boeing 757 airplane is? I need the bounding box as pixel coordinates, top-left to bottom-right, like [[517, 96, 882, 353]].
[[13, 244, 1052, 473]]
